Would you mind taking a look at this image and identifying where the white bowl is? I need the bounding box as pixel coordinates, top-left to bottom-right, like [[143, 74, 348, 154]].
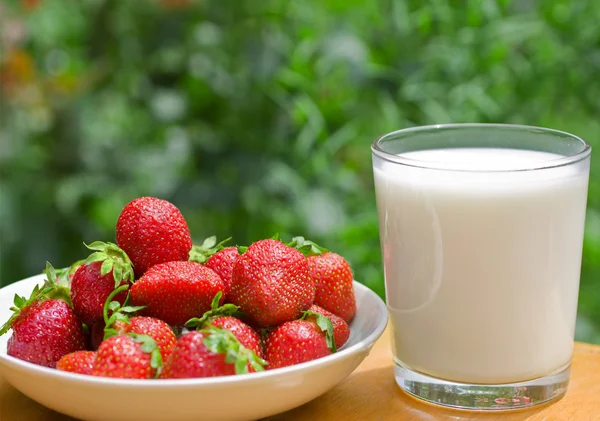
[[0, 274, 388, 421]]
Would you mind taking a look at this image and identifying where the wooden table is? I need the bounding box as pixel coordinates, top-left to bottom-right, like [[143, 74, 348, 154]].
[[2, 328, 599, 421]]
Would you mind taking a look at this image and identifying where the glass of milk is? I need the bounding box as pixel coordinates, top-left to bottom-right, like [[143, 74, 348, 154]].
[[371, 124, 591, 410]]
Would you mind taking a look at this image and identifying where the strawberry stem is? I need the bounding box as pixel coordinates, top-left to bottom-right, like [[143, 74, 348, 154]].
[[102, 285, 146, 340], [102, 285, 129, 327]]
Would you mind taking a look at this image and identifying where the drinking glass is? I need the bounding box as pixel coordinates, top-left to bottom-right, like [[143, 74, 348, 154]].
[[371, 124, 591, 410]]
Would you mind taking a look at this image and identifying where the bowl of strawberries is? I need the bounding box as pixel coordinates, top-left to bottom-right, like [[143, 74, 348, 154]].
[[0, 197, 388, 421]]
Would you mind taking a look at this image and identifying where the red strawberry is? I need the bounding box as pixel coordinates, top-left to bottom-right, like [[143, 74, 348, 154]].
[[57, 351, 96, 375], [113, 317, 177, 361], [264, 316, 335, 369], [229, 239, 315, 327], [91, 334, 163, 379], [130, 261, 225, 326], [1, 280, 86, 368], [161, 327, 266, 379], [305, 248, 356, 322], [70, 242, 133, 326], [205, 248, 239, 296], [185, 292, 262, 357], [116, 196, 193, 277], [306, 305, 350, 348], [209, 317, 263, 359], [189, 236, 238, 297]]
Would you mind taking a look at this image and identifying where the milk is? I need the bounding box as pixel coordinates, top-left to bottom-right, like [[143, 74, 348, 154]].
[[373, 148, 589, 384]]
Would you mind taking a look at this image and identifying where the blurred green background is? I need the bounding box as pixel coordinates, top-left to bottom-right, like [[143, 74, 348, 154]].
[[1, 0, 599, 343]]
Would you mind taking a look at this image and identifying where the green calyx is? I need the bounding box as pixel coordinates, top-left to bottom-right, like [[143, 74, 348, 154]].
[[287, 236, 328, 257], [129, 332, 163, 378], [83, 241, 135, 288], [0, 260, 82, 336], [0, 284, 49, 336], [302, 310, 337, 353], [201, 325, 268, 374], [42, 262, 73, 306], [185, 292, 241, 329], [52, 259, 85, 287], [102, 284, 146, 340], [189, 236, 232, 264]]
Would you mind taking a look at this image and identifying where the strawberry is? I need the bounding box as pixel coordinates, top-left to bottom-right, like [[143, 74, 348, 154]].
[[112, 317, 176, 361], [290, 237, 356, 322], [161, 327, 266, 379], [0, 274, 86, 368], [94, 284, 176, 361], [91, 334, 163, 379], [185, 293, 262, 358], [205, 248, 239, 297], [57, 351, 96, 375], [189, 236, 238, 296], [70, 242, 134, 326], [229, 239, 315, 327], [116, 196, 193, 277], [130, 261, 225, 326], [89, 321, 105, 351], [264, 313, 337, 369], [306, 305, 350, 349]]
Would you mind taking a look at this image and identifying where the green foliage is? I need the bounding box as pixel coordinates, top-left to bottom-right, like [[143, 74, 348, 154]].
[[1, 0, 599, 342]]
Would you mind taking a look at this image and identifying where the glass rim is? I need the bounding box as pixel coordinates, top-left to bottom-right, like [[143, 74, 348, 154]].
[[371, 123, 592, 172]]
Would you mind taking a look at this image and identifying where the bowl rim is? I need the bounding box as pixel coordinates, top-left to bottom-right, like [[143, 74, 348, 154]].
[[0, 275, 388, 388]]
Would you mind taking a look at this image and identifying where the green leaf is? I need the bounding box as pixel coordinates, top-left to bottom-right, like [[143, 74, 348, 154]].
[[44, 262, 58, 284], [113, 313, 129, 323], [201, 236, 218, 249], [237, 246, 248, 255], [235, 357, 248, 374], [288, 236, 328, 256], [250, 359, 265, 372], [271, 233, 280, 240], [185, 317, 202, 327], [303, 310, 337, 352], [0, 316, 16, 336], [150, 349, 163, 371], [189, 236, 232, 264], [129, 333, 164, 376], [200, 326, 267, 375], [13, 294, 25, 308], [85, 252, 107, 264], [124, 267, 135, 283], [120, 305, 145, 313], [106, 315, 118, 327], [210, 291, 223, 310], [108, 301, 121, 312], [85, 241, 108, 251], [103, 327, 118, 341], [101, 259, 114, 276], [113, 265, 123, 287]]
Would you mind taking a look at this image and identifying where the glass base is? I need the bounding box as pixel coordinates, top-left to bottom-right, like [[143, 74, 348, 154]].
[[394, 359, 570, 411]]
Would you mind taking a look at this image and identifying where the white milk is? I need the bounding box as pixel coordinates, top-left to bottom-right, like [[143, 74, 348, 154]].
[[373, 148, 589, 384]]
